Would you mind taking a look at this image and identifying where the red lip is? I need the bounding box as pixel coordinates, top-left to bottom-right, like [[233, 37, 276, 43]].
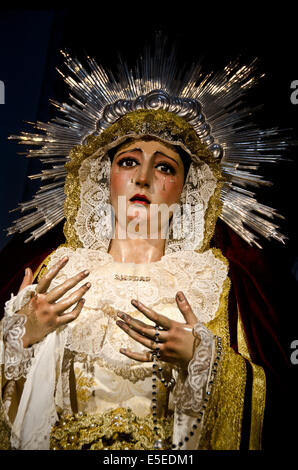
[[130, 193, 151, 204]]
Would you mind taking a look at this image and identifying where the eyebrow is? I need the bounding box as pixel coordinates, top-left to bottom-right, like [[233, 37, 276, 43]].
[[116, 148, 180, 167]]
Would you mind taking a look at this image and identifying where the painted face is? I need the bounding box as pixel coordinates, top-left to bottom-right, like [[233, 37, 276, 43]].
[[110, 139, 185, 239]]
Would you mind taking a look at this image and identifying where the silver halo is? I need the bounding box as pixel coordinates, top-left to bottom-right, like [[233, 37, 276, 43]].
[[7, 44, 289, 248]]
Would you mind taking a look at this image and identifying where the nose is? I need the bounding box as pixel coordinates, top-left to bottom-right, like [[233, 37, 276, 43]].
[[134, 162, 152, 188]]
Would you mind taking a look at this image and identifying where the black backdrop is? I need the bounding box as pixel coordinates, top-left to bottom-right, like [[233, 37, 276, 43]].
[[0, 6, 297, 455]]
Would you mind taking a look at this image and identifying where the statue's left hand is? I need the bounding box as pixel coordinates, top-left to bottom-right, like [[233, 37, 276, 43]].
[[116, 291, 200, 369]]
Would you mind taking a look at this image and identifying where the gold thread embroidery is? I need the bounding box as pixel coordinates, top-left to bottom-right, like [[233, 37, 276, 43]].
[[199, 348, 246, 449], [237, 309, 251, 360], [74, 368, 97, 405], [50, 407, 173, 450], [249, 363, 266, 450], [237, 309, 266, 450], [197, 248, 247, 449], [203, 249, 265, 450], [206, 248, 231, 347]]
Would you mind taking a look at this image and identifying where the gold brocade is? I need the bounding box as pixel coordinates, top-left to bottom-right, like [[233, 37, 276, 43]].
[[237, 311, 266, 450], [199, 248, 247, 449], [207, 248, 231, 346], [63, 109, 224, 253], [200, 259, 265, 450], [237, 312, 251, 361], [199, 348, 246, 450], [74, 367, 97, 404], [249, 363, 266, 450], [50, 407, 173, 450]]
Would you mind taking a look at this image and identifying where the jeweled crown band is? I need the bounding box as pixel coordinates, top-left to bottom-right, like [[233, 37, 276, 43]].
[[94, 89, 223, 160]]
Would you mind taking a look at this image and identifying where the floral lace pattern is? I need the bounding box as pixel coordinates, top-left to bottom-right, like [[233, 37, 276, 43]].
[[74, 154, 111, 252], [47, 246, 228, 321], [166, 161, 217, 253], [2, 286, 36, 381], [173, 322, 215, 416]]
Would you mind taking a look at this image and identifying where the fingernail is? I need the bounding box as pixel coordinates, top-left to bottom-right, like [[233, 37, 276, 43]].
[[177, 292, 184, 301], [117, 312, 126, 319], [61, 256, 69, 263], [25, 268, 29, 276], [131, 299, 138, 306], [83, 270, 90, 276], [85, 282, 91, 288]]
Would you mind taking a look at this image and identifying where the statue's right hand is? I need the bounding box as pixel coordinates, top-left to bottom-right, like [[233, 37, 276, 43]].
[[17, 256, 90, 348]]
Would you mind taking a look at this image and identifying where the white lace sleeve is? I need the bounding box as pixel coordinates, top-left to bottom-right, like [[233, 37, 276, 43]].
[[2, 285, 36, 381], [172, 321, 217, 416]]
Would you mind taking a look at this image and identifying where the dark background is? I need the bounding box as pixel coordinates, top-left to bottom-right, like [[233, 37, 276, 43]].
[[0, 6, 297, 452]]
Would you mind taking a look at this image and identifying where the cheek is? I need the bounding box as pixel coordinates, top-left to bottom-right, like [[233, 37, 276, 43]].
[[110, 170, 130, 199], [156, 174, 184, 205]]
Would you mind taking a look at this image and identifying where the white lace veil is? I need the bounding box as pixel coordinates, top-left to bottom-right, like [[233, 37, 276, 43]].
[[71, 132, 220, 255]]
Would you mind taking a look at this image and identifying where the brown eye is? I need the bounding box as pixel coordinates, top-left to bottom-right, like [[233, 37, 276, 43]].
[[117, 157, 138, 168], [155, 163, 175, 175]]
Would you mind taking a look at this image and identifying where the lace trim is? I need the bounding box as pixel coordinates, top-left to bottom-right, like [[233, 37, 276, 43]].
[[172, 322, 215, 416], [2, 286, 36, 381], [46, 246, 228, 322]]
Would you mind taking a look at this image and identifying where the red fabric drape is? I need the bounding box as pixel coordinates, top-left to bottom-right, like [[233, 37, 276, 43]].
[[215, 221, 296, 380]]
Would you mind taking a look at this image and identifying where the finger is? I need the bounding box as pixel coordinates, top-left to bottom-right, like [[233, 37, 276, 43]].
[[54, 282, 91, 315], [116, 319, 159, 350], [119, 348, 153, 363], [46, 270, 90, 303], [18, 268, 33, 292], [56, 298, 85, 327], [36, 256, 69, 294], [175, 291, 197, 325], [116, 311, 167, 341], [131, 300, 173, 330]]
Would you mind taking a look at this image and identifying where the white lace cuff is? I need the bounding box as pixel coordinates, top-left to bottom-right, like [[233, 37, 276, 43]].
[[173, 321, 218, 416], [2, 285, 36, 381]]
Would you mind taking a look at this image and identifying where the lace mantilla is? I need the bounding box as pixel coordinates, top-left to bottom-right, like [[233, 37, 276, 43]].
[[2, 285, 36, 381], [173, 322, 215, 416]]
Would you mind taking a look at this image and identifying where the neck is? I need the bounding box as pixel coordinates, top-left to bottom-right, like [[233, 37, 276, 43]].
[[108, 237, 166, 263]]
